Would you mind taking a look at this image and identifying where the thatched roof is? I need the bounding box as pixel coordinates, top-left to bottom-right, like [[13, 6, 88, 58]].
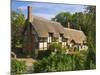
[[31, 15, 69, 38], [64, 28, 86, 44], [29, 15, 86, 44]]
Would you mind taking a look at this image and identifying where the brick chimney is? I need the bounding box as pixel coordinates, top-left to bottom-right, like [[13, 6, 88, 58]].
[[28, 6, 33, 22], [68, 22, 71, 29]]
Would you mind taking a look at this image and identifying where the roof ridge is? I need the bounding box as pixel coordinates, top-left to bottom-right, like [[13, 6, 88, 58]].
[[32, 15, 60, 25], [64, 28, 83, 32]]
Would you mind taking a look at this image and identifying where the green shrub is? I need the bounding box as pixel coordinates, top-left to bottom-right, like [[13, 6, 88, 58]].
[[32, 50, 90, 73], [90, 60, 96, 69], [37, 50, 51, 59], [32, 46, 90, 73], [32, 54, 74, 73], [73, 51, 88, 70], [84, 48, 96, 70], [48, 42, 66, 54], [11, 59, 26, 74]]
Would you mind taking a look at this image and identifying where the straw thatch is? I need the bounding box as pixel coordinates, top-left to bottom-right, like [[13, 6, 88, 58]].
[[30, 15, 86, 44], [31, 15, 69, 38], [64, 28, 86, 44]]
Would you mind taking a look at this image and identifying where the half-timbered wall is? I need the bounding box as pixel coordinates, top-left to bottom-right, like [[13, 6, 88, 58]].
[[39, 38, 47, 50], [58, 34, 67, 47], [48, 36, 52, 43], [48, 33, 53, 43]]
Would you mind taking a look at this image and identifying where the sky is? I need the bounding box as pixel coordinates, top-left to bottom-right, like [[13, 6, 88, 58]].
[[11, 0, 87, 20]]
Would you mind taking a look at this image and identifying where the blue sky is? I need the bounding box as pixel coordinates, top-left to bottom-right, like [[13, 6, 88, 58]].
[[11, 0, 87, 20]]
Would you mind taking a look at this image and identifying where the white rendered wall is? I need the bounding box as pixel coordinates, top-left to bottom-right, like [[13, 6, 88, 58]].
[[39, 42, 47, 50]]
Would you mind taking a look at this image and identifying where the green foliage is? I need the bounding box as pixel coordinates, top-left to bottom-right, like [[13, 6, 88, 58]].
[[83, 6, 96, 70], [72, 12, 85, 29], [48, 43, 61, 52], [90, 60, 96, 69], [11, 5, 96, 73], [32, 50, 88, 73], [32, 41, 90, 73], [37, 50, 51, 59], [52, 12, 72, 27], [32, 54, 73, 73], [11, 10, 25, 50], [84, 45, 96, 69], [11, 59, 26, 74], [48, 42, 66, 54], [75, 51, 88, 70], [52, 6, 96, 70], [86, 6, 96, 16]]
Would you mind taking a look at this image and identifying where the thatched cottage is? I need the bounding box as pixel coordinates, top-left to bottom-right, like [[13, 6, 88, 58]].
[[23, 6, 87, 56]]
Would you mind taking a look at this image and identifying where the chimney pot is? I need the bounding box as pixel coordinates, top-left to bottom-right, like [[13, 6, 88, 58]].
[[28, 6, 33, 22]]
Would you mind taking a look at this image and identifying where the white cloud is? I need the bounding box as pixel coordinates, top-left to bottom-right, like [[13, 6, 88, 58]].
[[33, 13, 55, 20], [15, 2, 87, 20], [17, 6, 27, 11]]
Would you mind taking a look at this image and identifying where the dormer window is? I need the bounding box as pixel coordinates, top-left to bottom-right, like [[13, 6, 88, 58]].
[[48, 33, 53, 43], [59, 34, 63, 42]]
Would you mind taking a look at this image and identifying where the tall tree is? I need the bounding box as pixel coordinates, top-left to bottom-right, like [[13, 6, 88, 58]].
[[72, 12, 85, 29], [52, 12, 72, 27], [84, 6, 96, 69], [11, 10, 25, 50]]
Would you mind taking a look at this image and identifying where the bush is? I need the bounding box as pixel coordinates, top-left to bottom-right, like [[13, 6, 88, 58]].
[[11, 59, 26, 74], [37, 50, 51, 59], [48, 42, 66, 54], [32, 54, 74, 73], [74, 50, 88, 70], [84, 48, 96, 70], [32, 50, 89, 73]]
